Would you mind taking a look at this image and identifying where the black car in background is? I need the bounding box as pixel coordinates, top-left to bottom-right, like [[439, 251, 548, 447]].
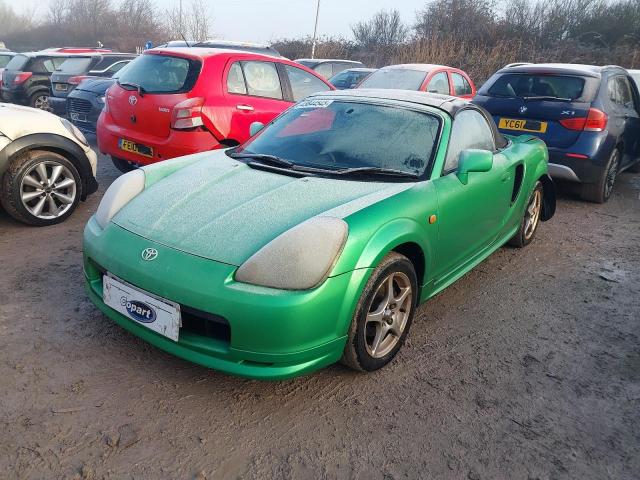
[[1, 49, 108, 110], [328, 67, 376, 89], [295, 59, 365, 79], [49, 53, 136, 116], [67, 76, 116, 134], [473, 64, 640, 203]]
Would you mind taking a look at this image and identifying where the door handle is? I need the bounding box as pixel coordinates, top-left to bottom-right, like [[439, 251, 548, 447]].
[[236, 104, 254, 111]]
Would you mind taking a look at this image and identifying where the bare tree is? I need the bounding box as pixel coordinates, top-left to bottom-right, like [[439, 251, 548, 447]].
[[165, 0, 212, 41], [352, 9, 408, 49]]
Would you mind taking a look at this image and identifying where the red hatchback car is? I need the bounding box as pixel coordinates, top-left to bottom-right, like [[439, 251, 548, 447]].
[[97, 48, 334, 171], [358, 64, 476, 99]]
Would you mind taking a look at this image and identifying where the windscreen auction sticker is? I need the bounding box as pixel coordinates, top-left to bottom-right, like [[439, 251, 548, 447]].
[[294, 99, 334, 109]]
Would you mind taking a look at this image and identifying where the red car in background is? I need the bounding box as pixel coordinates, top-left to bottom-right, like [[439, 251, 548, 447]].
[[358, 64, 476, 99], [97, 48, 334, 172]]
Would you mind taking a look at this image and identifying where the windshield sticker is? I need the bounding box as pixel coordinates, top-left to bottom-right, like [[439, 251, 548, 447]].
[[294, 99, 334, 109]]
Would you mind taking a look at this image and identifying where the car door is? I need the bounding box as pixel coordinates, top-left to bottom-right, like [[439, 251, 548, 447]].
[[432, 109, 513, 281], [610, 75, 640, 166], [424, 71, 450, 95], [223, 60, 292, 142]]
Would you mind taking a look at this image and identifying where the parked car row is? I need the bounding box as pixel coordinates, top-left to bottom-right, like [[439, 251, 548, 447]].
[[2, 40, 639, 381]]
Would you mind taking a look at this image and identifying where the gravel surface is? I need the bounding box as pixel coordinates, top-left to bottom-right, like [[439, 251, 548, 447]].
[[1, 141, 639, 479]]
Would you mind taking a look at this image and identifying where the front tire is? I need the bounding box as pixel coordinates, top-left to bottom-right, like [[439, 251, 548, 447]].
[[509, 181, 543, 248], [1, 150, 81, 226], [580, 149, 619, 203], [111, 156, 137, 173], [341, 252, 418, 372]]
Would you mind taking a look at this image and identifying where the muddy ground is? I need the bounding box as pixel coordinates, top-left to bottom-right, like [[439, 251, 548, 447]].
[[1, 140, 639, 479]]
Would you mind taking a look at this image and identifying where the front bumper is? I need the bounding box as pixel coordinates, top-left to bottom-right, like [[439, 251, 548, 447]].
[[97, 112, 222, 166], [83, 218, 370, 380], [48, 96, 67, 116], [67, 91, 103, 134]]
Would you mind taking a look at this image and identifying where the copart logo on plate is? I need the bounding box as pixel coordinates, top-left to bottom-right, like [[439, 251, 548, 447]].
[[129, 95, 137, 106], [121, 297, 157, 323], [141, 248, 158, 261]]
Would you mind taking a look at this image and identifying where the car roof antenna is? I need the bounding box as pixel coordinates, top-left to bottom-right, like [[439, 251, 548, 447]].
[[181, 34, 192, 48]]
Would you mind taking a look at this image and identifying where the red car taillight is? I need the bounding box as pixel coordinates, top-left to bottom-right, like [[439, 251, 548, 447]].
[[171, 97, 205, 130], [13, 72, 33, 85], [69, 75, 90, 85], [559, 108, 607, 132]]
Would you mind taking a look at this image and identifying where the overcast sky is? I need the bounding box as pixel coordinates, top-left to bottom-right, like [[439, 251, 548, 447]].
[[18, 0, 427, 43]]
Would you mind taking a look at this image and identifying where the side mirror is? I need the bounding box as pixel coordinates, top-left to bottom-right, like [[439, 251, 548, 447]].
[[457, 149, 493, 185], [249, 121, 265, 137]]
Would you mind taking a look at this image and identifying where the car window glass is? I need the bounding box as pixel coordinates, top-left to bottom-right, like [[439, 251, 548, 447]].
[[242, 61, 282, 99], [332, 63, 351, 76], [315, 63, 334, 79], [117, 54, 200, 94], [285, 65, 330, 102], [5, 54, 28, 71], [41, 59, 55, 73], [57, 57, 92, 74], [452, 72, 472, 95], [104, 61, 129, 75], [0, 55, 12, 68], [227, 62, 247, 94], [444, 110, 495, 172], [360, 68, 427, 90], [489, 73, 585, 100], [427, 72, 450, 94], [241, 101, 441, 177], [608, 77, 621, 104], [616, 77, 633, 108]]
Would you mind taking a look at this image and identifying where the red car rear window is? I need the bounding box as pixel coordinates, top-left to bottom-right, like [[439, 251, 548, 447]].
[[117, 54, 201, 94]]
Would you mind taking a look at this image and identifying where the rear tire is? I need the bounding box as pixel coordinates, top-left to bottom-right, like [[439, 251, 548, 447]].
[[1, 150, 81, 226], [30, 91, 51, 111], [509, 181, 543, 248], [580, 149, 619, 203], [341, 252, 418, 372], [111, 157, 137, 174]]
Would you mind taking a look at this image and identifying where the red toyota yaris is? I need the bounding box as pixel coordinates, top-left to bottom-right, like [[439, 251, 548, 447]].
[[97, 48, 334, 172]]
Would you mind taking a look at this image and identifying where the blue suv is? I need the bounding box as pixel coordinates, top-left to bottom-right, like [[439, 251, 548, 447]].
[[473, 64, 640, 203]]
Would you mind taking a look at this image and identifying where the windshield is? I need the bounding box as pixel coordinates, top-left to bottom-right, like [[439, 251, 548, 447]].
[[330, 70, 372, 88], [488, 73, 586, 100], [359, 69, 427, 91], [5, 54, 28, 71], [237, 99, 440, 178], [0, 55, 12, 68], [117, 54, 201, 94], [56, 57, 92, 74]]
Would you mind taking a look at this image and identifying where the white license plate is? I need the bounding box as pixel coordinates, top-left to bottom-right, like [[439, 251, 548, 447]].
[[103, 274, 181, 341], [70, 112, 87, 122], [55, 84, 68, 91]]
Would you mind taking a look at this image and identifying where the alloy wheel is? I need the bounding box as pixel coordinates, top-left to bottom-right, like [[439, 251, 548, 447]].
[[33, 95, 50, 111], [20, 161, 77, 220], [364, 272, 413, 358], [524, 188, 542, 240]]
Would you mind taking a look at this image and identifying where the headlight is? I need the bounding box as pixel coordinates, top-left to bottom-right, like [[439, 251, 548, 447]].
[[235, 216, 348, 290], [60, 117, 88, 146], [95, 170, 145, 229], [97, 96, 105, 104]]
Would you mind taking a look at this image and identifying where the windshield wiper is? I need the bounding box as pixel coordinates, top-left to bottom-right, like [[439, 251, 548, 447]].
[[336, 167, 419, 178], [522, 95, 572, 102], [118, 81, 146, 97], [228, 152, 294, 168]]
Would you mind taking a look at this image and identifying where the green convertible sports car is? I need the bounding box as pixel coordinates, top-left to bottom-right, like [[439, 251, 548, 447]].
[[84, 90, 555, 380]]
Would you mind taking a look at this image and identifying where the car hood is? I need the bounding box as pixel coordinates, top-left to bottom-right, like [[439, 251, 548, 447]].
[[76, 77, 116, 94], [0, 103, 66, 140], [113, 152, 412, 266]]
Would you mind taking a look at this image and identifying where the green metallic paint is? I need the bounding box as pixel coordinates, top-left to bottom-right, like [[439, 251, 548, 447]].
[[83, 105, 551, 380]]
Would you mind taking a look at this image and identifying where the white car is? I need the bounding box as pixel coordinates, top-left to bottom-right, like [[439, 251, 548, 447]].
[[0, 103, 98, 226]]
